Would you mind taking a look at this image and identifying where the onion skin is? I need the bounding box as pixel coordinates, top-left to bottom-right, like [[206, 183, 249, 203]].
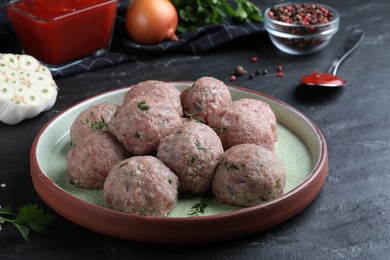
[[126, 0, 179, 45]]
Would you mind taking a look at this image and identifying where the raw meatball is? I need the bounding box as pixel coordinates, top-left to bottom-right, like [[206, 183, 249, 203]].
[[103, 156, 179, 217], [180, 77, 232, 123], [108, 95, 182, 155], [208, 100, 275, 151], [212, 144, 286, 207], [123, 80, 183, 116], [157, 120, 224, 194], [66, 131, 129, 189], [70, 102, 118, 144], [233, 98, 277, 140]]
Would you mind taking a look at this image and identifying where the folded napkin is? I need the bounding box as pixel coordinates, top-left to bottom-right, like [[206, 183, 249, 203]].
[[0, 1, 264, 78]]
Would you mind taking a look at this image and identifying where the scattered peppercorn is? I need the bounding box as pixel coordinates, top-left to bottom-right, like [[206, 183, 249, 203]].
[[255, 69, 261, 76], [276, 72, 284, 77], [262, 69, 268, 75], [229, 75, 237, 81], [248, 73, 255, 79], [251, 56, 258, 62], [235, 66, 247, 76], [277, 66, 283, 72]]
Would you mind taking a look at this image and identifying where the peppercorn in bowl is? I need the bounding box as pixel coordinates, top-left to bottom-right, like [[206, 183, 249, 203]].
[[264, 3, 340, 55]]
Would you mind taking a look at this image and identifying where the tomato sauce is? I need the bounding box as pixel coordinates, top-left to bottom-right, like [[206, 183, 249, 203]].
[[6, 0, 118, 65], [300, 72, 345, 86]]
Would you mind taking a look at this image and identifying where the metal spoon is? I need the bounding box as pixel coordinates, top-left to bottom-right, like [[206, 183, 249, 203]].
[[300, 29, 365, 87]]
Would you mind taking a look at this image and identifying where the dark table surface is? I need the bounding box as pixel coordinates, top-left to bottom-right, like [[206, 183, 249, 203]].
[[1, 0, 390, 259]]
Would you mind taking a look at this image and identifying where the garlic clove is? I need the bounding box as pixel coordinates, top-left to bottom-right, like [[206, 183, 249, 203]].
[[0, 73, 6, 82], [2, 54, 19, 70], [0, 82, 15, 100], [30, 84, 58, 101], [19, 55, 40, 71]]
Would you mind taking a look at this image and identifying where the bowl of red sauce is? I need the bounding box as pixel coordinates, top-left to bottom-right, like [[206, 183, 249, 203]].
[[5, 0, 118, 70], [264, 3, 340, 55]]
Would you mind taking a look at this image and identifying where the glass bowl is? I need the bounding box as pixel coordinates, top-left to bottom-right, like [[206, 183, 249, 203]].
[[264, 3, 340, 55], [5, 0, 118, 70]]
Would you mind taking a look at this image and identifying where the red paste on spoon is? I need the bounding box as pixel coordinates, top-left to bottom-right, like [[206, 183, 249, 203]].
[[300, 72, 346, 86]]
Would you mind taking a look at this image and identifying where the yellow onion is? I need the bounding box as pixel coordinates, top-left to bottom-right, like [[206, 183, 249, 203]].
[[125, 0, 179, 45]]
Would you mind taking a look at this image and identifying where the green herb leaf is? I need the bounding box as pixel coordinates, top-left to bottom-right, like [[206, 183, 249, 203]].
[[0, 204, 54, 242], [172, 0, 262, 34], [225, 162, 239, 170], [188, 198, 213, 216], [137, 101, 150, 111], [81, 116, 108, 132], [191, 155, 198, 163], [194, 140, 206, 151]]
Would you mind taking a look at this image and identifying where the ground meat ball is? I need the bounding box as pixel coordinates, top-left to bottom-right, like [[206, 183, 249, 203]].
[[233, 98, 277, 140], [157, 120, 224, 194], [66, 131, 129, 189], [70, 102, 118, 145], [180, 77, 232, 123], [208, 100, 275, 151], [108, 95, 182, 155], [123, 80, 183, 116], [212, 144, 286, 207], [103, 156, 179, 217]]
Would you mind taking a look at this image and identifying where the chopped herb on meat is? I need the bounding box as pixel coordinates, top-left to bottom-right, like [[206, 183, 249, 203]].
[[194, 140, 206, 150], [134, 132, 142, 138], [224, 162, 239, 170], [193, 102, 203, 111], [168, 178, 174, 184], [191, 155, 198, 163], [212, 127, 227, 133], [81, 116, 108, 132], [137, 101, 150, 111], [184, 112, 205, 124]]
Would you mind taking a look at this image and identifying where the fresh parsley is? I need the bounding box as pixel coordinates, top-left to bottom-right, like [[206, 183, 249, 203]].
[[137, 101, 150, 111], [188, 198, 213, 216], [81, 116, 108, 132], [171, 0, 263, 34], [0, 204, 54, 242]]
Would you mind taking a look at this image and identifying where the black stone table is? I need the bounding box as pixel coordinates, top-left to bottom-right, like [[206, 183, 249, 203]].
[[1, 0, 389, 259]]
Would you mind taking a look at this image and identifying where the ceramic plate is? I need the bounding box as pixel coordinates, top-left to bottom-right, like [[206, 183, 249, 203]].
[[30, 82, 328, 244]]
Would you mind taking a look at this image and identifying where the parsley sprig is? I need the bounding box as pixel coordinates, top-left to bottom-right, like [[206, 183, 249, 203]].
[[81, 116, 108, 132], [172, 0, 263, 34], [188, 198, 213, 216], [0, 204, 54, 242]]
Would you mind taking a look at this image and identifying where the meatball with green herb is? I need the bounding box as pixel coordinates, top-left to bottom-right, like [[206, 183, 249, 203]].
[[123, 80, 183, 116], [157, 120, 224, 194], [212, 144, 286, 207], [108, 95, 182, 155], [180, 77, 232, 123], [66, 131, 129, 189], [103, 156, 179, 217], [208, 99, 275, 151], [69, 102, 118, 145]]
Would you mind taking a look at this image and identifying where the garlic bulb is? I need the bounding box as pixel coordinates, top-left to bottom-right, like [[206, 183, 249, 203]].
[[0, 54, 58, 125]]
